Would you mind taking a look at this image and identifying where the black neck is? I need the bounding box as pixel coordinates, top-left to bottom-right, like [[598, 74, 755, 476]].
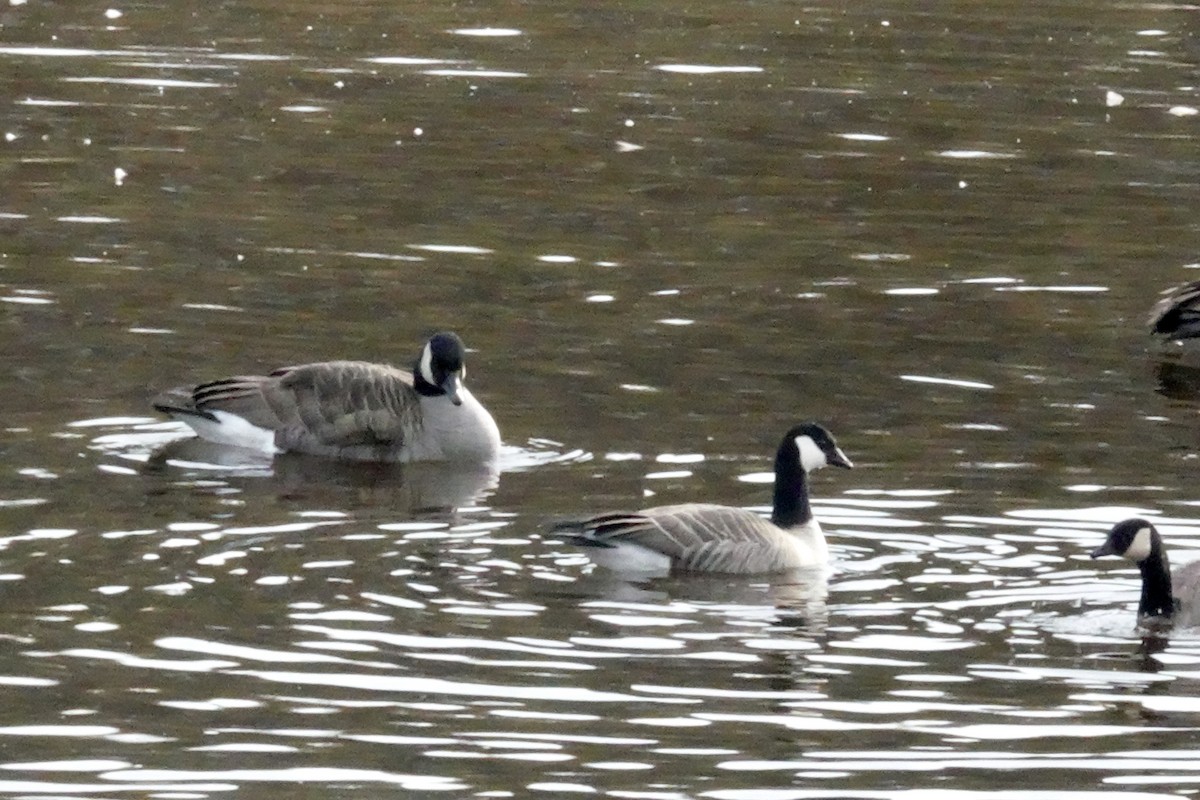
[[1138, 547, 1176, 619], [771, 445, 812, 528], [413, 370, 441, 397], [412, 354, 441, 397]]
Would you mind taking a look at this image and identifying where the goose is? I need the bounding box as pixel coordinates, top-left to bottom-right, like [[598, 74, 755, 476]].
[[1091, 518, 1200, 623], [554, 422, 853, 576], [1149, 280, 1200, 340], [152, 331, 501, 463]]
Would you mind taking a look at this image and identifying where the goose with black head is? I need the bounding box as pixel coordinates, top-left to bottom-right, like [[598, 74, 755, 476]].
[[153, 331, 500, 463], [1092, 518, 1200, 624], [555, 422, 853, 576]]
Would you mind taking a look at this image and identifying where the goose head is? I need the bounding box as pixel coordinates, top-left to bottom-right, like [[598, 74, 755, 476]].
[[786, 422, 854, 473], [1091, 518, 1158, 564], [415, 332, 467, 406], [1092, 518, 1177, 621], [769, 422, 852, 530]]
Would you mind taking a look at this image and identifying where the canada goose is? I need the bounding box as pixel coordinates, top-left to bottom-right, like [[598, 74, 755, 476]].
[[555, 422, 853, 576], [1091, 518, 1200, 622], [1149, 280, 1200, 340], [152, 331, 501, 463]]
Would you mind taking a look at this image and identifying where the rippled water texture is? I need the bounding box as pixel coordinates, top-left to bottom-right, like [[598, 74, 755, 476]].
[[4, 0, 1200, 797]]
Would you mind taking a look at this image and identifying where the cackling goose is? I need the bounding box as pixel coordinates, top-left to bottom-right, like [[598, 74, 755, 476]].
[[555, 422, 852, 576], [153, 331, 501, 463], [1092, 518, 1200, 624]]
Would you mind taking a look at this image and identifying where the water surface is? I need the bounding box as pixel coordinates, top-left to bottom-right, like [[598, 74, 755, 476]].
[[3, 0, 1200, 797]]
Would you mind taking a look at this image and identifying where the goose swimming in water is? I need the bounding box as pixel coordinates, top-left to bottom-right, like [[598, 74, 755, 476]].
[[153, 331, 501, 463], [555, 422, 853, 576], [1091, 518, 1200, 624]]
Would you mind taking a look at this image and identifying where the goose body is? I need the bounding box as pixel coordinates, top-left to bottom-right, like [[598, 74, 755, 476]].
[[153, 332, 501, 463], [1091, 518, 1200, 624], [556, 422, 852, 576], [1149, 281, 1200, 341]]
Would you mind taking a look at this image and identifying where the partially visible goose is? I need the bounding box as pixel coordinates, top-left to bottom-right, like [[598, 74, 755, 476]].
[[1149, 280, 1200, 340], [1091, 518, 1200, 623], [153, 331, 501, 463], [555, 422, 853, 576]]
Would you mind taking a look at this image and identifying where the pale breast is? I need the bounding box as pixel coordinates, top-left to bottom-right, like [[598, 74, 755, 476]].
[[404, 389, 501, 463]]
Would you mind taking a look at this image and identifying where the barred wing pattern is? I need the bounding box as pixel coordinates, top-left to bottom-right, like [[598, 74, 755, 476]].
[[560, 503, 823, 575], [1150, 281, 1200, 340], [191, 361, 422, 456]]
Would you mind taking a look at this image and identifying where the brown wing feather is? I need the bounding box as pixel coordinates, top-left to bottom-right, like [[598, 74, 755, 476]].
[[188, 375, 285, 429], [187, 361, 420, 451], [270, 361, 419, 449], [561, 503, 804, 574]]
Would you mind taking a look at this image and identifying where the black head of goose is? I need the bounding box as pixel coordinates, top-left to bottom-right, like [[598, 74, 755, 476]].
[[1091, 518, 1200, 623], [555, 422, 853, 576], [152, 331, 501, 463]]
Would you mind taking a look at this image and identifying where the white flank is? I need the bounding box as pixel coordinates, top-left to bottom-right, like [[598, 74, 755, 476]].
[[584, 542, 672, 577], [178, 410, 278, 454]]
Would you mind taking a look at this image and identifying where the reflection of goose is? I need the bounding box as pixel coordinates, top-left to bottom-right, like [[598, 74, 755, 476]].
[[145, 438, 499, 512], [1091, 518, 1200, 623], [559, 569, 831, 631], [1149, 281, 1200, 341], [1153, 360, 1200, 402], [554, 423, 852, 576], [275, 457, 499, 512], [153, 332, 500, 463]]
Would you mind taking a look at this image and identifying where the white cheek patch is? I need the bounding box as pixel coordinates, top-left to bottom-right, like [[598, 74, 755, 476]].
[[1124, 526, 1154, 562], [795, 435, 828, 472], [419, 343, 435, 385]]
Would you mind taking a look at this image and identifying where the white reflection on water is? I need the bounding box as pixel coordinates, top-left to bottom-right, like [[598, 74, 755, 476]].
[[423, 68, 527, 78], [61, 76, 227, 88], [407, 243, 494, 254], [996, 285, 1109, 293], [6, 758, 132, 770], [55, 214, 123, 223], [157, 636, 368, 665], [1, 292, 54, 304], [655, 792, 1179, 800], [0, 46, 144, 57], [449, 28, 523, 37], [937, 149, 1021, 159], [54, 649, 237, 672], [0, 725, 119, 737], [655, 64, 764, 74], [101, 767, 464, 790], [366, 55, 454, 66], [899, 374, 994, 390], [236, 669, 692, 704], [0, 779, 240, 793]]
